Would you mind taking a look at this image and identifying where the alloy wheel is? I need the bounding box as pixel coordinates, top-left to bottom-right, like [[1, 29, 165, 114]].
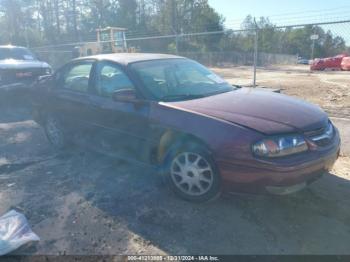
[[170, 152, 214, 196]]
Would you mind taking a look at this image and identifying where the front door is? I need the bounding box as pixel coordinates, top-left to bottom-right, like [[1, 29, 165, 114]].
[[88, 61, 153, 164]]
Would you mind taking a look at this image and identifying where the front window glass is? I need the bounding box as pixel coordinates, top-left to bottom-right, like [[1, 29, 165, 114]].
[[130, 59, 234, 101], [0, 47, 37, 60], [96, 62, 134, 97]]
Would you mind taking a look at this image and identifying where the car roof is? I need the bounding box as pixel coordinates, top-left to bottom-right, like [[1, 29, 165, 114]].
[[74, 53, 185, 66]]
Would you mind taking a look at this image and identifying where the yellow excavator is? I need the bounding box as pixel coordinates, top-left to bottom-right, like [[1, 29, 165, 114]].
[[75, 27, 137, 57]]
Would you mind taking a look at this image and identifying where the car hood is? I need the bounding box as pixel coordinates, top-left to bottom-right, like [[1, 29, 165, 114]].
[[0, 59, 51, 70], [163, 88, 328, 135]]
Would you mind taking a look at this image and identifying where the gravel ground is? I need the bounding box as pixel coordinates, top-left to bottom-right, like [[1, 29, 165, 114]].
[[0, 67, 350, 255]]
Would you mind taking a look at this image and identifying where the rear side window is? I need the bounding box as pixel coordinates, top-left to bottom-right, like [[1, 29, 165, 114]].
[[0, 47, 36, 60], [63, 62, 93, 93]]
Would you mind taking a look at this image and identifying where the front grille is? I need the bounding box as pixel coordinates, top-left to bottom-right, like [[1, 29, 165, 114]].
[[305, 122, 334, 147]]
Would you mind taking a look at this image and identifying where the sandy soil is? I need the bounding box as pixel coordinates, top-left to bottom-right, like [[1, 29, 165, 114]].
[[212, 65, 350, 118], [0, 114, 349, 255]]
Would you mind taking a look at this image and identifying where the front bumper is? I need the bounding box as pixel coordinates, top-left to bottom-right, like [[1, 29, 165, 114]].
[[217, 129, 341, 194]]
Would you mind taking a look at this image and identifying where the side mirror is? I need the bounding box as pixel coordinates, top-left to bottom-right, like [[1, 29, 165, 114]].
[[112, 89, 137, 103]]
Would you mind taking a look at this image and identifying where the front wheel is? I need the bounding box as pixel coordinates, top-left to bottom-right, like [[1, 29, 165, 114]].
[[44, 115, 67, 150], [164, 144, 221, 202]]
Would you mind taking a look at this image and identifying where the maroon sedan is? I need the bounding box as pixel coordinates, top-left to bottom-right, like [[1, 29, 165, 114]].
[[32, 53, 341, 202]]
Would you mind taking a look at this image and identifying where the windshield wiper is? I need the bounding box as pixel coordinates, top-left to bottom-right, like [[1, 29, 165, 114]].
[[161, 89, 237, 101], [161, 94, 206, 101]]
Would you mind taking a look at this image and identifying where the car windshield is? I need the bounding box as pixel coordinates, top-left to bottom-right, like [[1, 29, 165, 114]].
[[0, 47, 37, 61], [130, 59, 235, 101]]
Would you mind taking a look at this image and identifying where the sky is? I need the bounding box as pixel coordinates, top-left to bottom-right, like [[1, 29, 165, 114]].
[[208, 0, 350, 28]]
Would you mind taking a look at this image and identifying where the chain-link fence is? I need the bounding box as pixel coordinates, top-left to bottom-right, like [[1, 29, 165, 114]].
[[31, 20, 350, 86]]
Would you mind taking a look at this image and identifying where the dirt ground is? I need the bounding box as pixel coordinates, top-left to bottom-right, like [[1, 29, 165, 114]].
[[0, 65, 350, 255], [212, 65, 350, 118]]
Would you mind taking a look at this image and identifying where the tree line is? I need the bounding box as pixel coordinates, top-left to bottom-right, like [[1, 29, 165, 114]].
[[0, 0, 348, 59], [229, 15, 349, 59]]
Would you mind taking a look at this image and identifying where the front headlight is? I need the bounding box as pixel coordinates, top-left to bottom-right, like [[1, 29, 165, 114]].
[[252, 134, 308, 158]]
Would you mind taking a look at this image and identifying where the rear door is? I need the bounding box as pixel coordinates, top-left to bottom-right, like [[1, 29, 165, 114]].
[[48, 60, 97, 137]]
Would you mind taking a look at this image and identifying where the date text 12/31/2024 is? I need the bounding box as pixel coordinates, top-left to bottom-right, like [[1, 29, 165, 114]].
[[127, 255, 220, 261]]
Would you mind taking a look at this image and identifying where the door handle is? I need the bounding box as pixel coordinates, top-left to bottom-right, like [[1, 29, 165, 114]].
[[57, 91, 89, 101], [88, 99, 111, 109]]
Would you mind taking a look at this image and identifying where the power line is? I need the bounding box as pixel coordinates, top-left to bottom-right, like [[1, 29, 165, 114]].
[[224, 8, 350, 29], [224, 5, 350, 23], [31, 20, 350, 50]]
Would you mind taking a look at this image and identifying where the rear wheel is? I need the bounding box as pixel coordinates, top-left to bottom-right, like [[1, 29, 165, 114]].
[[164, 143, 221, 202], [44, 115, 67, 150]]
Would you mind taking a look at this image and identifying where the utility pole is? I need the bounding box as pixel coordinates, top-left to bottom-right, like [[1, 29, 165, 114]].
[[253, 18, 258, 87], [171, 0, 178, 54], [23, 6, 30, 47], [310, 34, 319, 60], [175, 33, 179, 54], [72, 0, 78, 41], [24, 25, 29, 47]]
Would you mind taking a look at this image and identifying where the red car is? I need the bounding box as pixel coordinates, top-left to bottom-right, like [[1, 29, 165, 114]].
[[311, 54, 348, 71], [341, 56, 350, 71], [32, 54, 341, 202]]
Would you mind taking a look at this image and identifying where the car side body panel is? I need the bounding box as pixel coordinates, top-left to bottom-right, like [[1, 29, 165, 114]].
[[149, 100, 340, 193], [32, 54, 341, 195]]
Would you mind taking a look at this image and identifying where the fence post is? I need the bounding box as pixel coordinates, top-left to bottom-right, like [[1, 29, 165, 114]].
[[253, 18, 258, 87], [311, 38, 316, 60], [175, 34, 179, 55]]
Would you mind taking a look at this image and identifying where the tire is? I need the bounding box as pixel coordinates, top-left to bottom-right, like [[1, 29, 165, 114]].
[[163, 142, 221, 202], [44, 115, 67, 150]]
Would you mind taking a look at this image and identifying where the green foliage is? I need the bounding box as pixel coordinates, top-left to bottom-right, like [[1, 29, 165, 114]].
[[0, 1, 347, 59], [0, 0, 224, 53], [222, 16, 348, 58]]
